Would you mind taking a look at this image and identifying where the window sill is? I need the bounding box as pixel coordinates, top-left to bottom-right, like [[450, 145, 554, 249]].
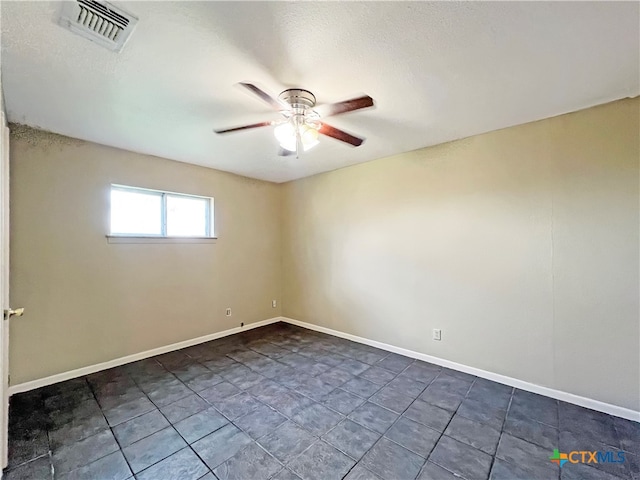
[[106, 235, 218, 244]]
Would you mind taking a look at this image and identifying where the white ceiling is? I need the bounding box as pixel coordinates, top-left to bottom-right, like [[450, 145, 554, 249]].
[[1, 1, 638, 183]]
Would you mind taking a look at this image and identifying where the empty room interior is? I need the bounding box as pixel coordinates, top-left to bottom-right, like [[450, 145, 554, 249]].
[[0, 1, 639, 480]]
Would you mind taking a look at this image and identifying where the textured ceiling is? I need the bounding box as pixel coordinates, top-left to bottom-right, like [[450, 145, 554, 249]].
[[1, 1, 638, 183]]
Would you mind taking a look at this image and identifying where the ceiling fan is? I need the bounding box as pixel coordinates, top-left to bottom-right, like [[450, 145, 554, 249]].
[[214, 83, 375, 157]]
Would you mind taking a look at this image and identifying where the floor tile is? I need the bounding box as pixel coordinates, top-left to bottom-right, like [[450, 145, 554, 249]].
[[419, 374, 472, 411], [257, 421, 317, 464], [360, 437, 425, 480], [136, 447, 209, 480], [202, 356, 237, 372], [137, 372, 181, 394], [4, 455, 53, 480], [342, 378, 381, 398], [370, 386, 415, 414], [359, 367, 396, 386], [52, 429, 120, 475], [466, 380, 512, 410], [94, 381, 145, 411], [147, 381, 193, 407], [59, 450, 131, 480], [292, 403, 343, 436], [558, 430, 630, 478], [403, 399, 453, 432], [559, 403, 620, 449], [288, 441, 355, 480], [560, 461, 626, 480], [197, 473, 216, 480], [198, 381, 241, 404], [348, 402, 398, 434], [339, 359, 371, 376], [112, 409, 169, 447], [265, 389, 315, 417], [191, 423, 252, 470], [250, 341, 290, 359], [316, 368, 353, 388], [48, 397, 103, 428], [295, 377, 336, 401], [385, 375, 429, 399], [7, 430, 49, 468], [213, 443, 282, 480], [456, 397, 506, 430], [184, 371, 224, 392], [510, 389, 558, 427], [344, 464, 383, 480], [174, 407, 229, 444], [159, 394, 209, 423], [384, 416, 441, 458], [323, 419, 381, 460], [171, 363, 211, 383], [496, 433, 558, 479], [503, 410, 558, 450], [615, 417, 640, 455], [121, 426, 186, 473], [212, 392, 263, 420], [417, 461, 461, 480], [490, 458, 558, 480], [271, 468, 303, 480], [400, 362, 440, 384], [375, 353, 414, 374], [234, 403, 287, 439], [102, 396, 156, 427], [444, 414, 501, 455], [322, 389, 366, 415], [429, 435, 492, 480]]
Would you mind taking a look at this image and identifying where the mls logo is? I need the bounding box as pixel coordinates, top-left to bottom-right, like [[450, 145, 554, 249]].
[[550, 449, 568, 467]]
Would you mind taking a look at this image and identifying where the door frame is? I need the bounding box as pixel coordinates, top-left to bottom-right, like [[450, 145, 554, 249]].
[[1, 98, 9, 471]]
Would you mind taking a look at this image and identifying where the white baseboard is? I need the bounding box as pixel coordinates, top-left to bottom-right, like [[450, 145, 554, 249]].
[[8, 317, 283, 396], [281, 317, 640, 422], [9, 315, 639, 422]]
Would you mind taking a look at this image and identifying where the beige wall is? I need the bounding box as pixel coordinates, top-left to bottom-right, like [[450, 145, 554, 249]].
[[9, 127, 281, 384], [282, 98, 640, 411], [9, 99, 639, 411]]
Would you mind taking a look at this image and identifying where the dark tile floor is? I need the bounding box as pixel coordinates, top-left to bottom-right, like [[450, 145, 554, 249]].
[[4, 322, 639, 480]]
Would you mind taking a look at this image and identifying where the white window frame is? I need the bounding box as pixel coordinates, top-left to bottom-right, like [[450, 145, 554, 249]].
[[107, 184, 216, 243]]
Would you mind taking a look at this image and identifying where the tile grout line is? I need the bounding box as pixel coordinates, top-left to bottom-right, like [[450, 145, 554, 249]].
[[485, 385, 516, 479], [339, 360, 439, 479], [414, 374, 479, 480]]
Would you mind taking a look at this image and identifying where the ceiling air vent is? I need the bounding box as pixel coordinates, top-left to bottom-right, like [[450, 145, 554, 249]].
[[58, 0, 138, 52]]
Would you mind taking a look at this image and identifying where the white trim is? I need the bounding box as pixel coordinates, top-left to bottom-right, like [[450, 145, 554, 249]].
[[281, 317, 640, 422], [8, 317, 282, 396], [9, 314, 639, 422], [106, 235, 217, 244]]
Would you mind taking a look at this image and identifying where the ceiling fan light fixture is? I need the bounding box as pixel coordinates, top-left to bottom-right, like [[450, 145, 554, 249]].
[[274, 121, 319, 152]]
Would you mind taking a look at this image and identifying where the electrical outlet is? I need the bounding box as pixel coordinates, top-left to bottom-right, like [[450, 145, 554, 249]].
[[226, 308, 232, 317], [272, 300, 277, 308], [433, 329, 442, 341]]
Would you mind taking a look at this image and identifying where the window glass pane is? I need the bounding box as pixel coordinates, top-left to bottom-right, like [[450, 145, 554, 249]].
[[166, 195, 208, 237], [111, 189, 162, 235]]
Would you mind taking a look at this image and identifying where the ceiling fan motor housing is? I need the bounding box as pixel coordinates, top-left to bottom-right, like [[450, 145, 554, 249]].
[[278, 89, 316, 110]]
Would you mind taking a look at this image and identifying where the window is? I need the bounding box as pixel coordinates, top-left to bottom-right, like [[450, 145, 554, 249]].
[[110, 185, 214, 238]]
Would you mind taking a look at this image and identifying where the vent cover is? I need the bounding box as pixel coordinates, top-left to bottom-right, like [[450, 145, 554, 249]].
[[58, 0, 138, 52]]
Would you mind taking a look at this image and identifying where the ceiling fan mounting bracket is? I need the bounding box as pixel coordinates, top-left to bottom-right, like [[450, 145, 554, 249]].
[[278, 89, 316, 109]]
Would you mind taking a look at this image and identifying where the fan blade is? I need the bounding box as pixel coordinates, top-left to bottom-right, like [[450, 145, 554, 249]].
[[318, 123, 365, 147], [317, 95, 374, 117], [214, 121, 273, 134], [239, 83, 287, 111], [278, 147, 295, 156]]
